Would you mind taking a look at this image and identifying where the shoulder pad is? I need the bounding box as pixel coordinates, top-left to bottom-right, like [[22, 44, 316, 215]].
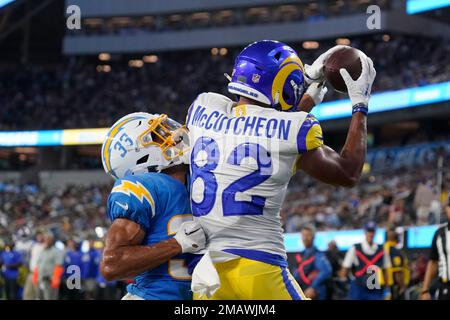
[[198, 92, 233, 106]]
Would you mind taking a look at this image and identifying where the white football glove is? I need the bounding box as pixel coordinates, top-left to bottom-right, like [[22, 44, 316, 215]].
[[174, 221, 206, 254], [304, 45, 350, 85], [305, 82, 328, 105], [339, 50, 376, 107]]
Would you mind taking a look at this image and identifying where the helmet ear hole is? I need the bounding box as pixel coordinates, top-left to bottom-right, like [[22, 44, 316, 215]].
[[274, 52, 282, 61], [136, 155, 149, 165]]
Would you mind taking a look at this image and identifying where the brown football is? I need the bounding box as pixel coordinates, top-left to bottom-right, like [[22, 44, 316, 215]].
[[324, 47, 362, 93]]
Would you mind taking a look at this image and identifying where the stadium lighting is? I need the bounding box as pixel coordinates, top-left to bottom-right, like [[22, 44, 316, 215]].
[[129, 59, 144, 68], [302, 41, 319, 49], [143, 55, 158, 63], [219, 48, 228, 56], [406, 0, 450, 14], [284, 224, 439, 252], [211, 47, 219, 55], [336, 38, 351, 45], [1, 81, 449, 147], [191, 12, 210, 21], [98, 53, 111, 61], [315, 81, 450, 121], [0, 0, 15, 9]]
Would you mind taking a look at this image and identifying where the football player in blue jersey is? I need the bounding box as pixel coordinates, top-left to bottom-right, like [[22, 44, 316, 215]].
[[99, 112, 205, 300]]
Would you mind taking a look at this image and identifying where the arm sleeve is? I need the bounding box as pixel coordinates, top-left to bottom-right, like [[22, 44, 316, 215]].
[[311, 252, 333, 289], [107, 177, 156, 231], [429, 230, 440, 261], [342, 246, 356, 269], [296, 114, 324, 154]]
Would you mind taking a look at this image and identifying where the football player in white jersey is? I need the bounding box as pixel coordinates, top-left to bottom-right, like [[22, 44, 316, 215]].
[[184, 40, 376, 300]]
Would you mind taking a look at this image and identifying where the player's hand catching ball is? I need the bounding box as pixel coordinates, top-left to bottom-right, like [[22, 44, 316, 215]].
[[298, 82, 328, 112], [174, 221, 206, 253], [305, 82, 328, 106], [304, 45, 349, 84], [340, 50, 376, 111]]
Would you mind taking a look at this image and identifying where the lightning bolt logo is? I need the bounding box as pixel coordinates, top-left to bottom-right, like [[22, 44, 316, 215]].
[[111, 180, 155, 208]]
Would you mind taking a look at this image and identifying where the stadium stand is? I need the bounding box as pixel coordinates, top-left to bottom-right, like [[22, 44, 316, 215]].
[[0, 34, 449, 130], [67, 0, 392, 36], [0, 0, 449, 302]]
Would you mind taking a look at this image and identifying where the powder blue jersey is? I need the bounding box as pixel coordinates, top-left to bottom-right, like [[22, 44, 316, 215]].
[[106, 172, 194, 300]]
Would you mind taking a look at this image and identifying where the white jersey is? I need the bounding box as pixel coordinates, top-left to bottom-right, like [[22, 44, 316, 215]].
[[186, 92, 323, 261]]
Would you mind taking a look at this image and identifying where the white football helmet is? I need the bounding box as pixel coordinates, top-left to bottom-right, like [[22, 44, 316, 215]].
[[101, 112, 189, 179]]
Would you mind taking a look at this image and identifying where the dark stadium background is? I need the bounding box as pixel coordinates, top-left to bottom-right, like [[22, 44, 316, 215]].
[[0, 0, 449, 300]]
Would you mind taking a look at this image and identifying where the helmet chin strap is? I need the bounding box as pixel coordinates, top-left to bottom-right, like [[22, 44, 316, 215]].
[[273, 91, 280, 105], [273, 92, 283, 111]]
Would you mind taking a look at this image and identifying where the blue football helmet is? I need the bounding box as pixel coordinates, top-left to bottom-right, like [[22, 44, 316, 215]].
[[228, 40, 306, 111]]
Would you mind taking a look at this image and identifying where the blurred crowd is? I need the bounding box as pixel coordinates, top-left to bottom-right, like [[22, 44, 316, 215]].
[[0, 184, 110, 241], [1, 34, 449, 131], [0, 184, 119, 299], [0, 139, 448, 299], [0, 221, 433, 300], [0, 231, 127, 300], [68, 0, 390, 36], [0, 224, 434, 300], [283, 141, 450, 232]]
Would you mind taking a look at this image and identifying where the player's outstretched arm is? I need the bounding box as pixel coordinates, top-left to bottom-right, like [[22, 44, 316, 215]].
[[299, 52, 376, 188], [101, 219, 205, 281], [299, 113, 366, 188]]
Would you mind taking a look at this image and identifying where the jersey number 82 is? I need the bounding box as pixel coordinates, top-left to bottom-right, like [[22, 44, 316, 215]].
[[190, 136, 272, 217]]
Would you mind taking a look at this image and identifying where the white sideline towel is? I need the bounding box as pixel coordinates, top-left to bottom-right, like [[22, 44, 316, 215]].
[[121, 293, 145, 300], [191, 250, 238, 299]]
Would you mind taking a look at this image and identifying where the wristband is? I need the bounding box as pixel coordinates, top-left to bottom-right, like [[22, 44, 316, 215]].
[[352, 103, 368, 115]]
